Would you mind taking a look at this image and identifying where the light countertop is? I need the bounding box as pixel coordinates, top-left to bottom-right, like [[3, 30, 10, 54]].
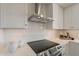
[[1, 38, 79, 56], [12, 38, 79, 56], [7, 43, 37, 56], [49, 38, 79, 46]]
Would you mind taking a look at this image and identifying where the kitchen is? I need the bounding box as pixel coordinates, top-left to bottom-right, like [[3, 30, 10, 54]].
[[0, 3, 79, 56]]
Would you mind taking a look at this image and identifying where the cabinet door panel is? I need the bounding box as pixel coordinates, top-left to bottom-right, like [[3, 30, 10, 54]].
[[11, 4, 25, 28], [53, 4, 63, 29], [1, 4, 25, 28], [64, 4, 79, 29], [69, 42, 79, 56]]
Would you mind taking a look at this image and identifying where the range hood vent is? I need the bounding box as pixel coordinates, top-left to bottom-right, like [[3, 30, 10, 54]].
[[28, 3, 53, 23]]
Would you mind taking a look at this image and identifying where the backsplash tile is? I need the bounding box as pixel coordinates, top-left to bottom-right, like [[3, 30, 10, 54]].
[[56, 29, 79, 40]]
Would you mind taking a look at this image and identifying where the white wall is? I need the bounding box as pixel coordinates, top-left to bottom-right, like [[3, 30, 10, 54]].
[[25, 22, 44, 42], [0, 24, 58, 44], [25, 22, 54, 42], [3, 29, 25, 43], [0, 22, 56, 43]]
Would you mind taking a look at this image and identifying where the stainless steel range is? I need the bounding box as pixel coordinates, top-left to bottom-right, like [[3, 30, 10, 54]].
[[27, 39, 64, 56]]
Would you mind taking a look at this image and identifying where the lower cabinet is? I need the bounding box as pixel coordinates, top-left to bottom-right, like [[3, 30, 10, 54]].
[[68, 41, 79, 56], [62, 41, 79, 56]]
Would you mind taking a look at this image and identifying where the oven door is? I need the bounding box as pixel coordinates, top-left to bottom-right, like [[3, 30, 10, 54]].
[[37, 44, 64, 56]]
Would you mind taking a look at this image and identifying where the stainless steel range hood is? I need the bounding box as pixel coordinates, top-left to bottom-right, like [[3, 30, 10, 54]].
[[28, 3, 53, 23]]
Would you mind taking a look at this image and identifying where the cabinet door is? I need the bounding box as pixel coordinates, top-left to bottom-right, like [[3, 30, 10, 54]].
[[1, 4, 25, 28], [63, 42, 79, 56], [62, 43, 70, 56], [64, 6, 75, 29], [64, 4, 79, 29], [53, 4, 63, 29], [68, 42, 79, 56]]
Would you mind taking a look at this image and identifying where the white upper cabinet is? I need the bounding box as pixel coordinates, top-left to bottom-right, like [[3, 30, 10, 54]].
[[0, 4, 25, 28], [64, 4, 79, 29], [53, 4, 63, 29]]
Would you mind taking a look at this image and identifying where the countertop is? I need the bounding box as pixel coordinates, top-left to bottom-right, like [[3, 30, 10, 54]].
[[49, 38, 79, 47], [12, 38, 72, 56], [1, 38, 79, 56], [7, 43, 37, 56], [0, 43, 37, 56], [11, 39, 79, 56]]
